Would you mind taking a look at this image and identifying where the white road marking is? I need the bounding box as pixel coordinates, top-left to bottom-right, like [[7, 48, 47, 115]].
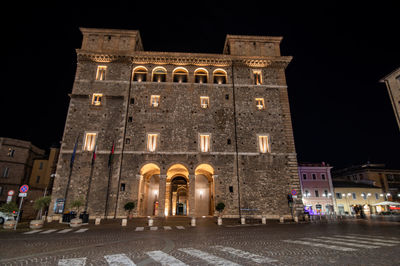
[[334, 235, 399, 245], [40, 229, 58, 234], [135, 227, 144, 231], [283, 240, 357, 251], [164, 226, 172, 230], [178, 248, 241, 266], [348, 234, 400, 240], [146, 250, 187, 266], [74, 228, 88, 233], [24, 230, 43, 234], [176, 226, 185, 230], [304, 237, 379, 249], [58, 257, 86, 266], [150, 226, 158, 231], [104, 253, 136, 266], [58, 229, 74, 234], [213, 245, 278, 263]]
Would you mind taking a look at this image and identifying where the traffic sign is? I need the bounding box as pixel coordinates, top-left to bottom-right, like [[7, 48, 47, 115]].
[[19, 193, 27, 197], [8, 190, 15, 196], [291, 189, 297, 196], [19, 184, 29, 193]]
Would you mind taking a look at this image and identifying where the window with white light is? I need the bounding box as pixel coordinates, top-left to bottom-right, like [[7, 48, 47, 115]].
[[213, 69, 227, 84], [84, 132, 97, 151], [253, 70, 262, 85], [133, 66, 148, 82], [194, 68, 208, 83], [255, 98, 265, 110], [200, 96, 209, 109], [150, 95, 160, 107], [96, 66, 107, 80], [92, 93, 103, 106], [200, 134, 211, 152], [258, 135, 270, 153], [147, 134, 158, 152]]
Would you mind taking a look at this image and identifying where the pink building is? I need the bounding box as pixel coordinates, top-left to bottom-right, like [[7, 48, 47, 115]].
[[298, 162, 336, 215]]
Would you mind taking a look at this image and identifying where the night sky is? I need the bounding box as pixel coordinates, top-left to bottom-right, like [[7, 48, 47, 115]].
[[2, 3, 399, 170]]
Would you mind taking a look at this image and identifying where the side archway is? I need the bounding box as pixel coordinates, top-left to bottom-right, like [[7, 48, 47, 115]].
[[138, 163, 160, 216], [195, 164, 215, 216]]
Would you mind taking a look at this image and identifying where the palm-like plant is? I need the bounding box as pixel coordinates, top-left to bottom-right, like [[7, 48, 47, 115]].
[[33, 196, 51, 220]]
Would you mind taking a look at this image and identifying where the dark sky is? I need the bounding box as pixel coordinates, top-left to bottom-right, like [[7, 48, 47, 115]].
[[2, 2, 399, 169]]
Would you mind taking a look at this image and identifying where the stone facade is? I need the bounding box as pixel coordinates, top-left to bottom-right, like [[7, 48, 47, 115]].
[[380, 67, 400, 131], [50, 28, 303, 220]]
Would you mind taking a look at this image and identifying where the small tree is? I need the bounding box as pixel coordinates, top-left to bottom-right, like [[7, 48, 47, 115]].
[[0, 202, 19, 214], [33, 196, 52, 220], [70, 198, 84, 215], [124, 201, 136, 218], [216, 202, 225, 217]]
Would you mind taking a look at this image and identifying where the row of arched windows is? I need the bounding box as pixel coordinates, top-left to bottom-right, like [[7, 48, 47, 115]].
[[132, 66, 228, 84]]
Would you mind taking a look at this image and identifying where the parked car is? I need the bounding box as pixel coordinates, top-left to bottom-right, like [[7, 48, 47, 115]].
[[0, 211, 15, 224]]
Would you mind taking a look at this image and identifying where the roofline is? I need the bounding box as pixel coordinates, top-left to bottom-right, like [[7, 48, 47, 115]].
[[379, 66, 400, 82]]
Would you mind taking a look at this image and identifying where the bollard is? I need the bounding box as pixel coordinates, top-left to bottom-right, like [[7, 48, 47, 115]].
[[241, 217, 245, 225], [122, 218, 127, 226], [294, 216, 299, 223], [191, 217, 196, 227], [218, 217, 222, 225], [262, 217, 266, 224], [305, 215, 309, 222], [95, 218, 101, 225], [148, 218, 153, 226], [279, 216, 284, 223]]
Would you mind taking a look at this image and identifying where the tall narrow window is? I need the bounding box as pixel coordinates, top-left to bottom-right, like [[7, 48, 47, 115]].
[[133, 66, 148, 82], [152, 67, 167, 82], [147, 134, 158, 152], [92, 93, 103, 106], [200, 96, 209, 108], [200, 134, 210, 152], [258, 135, 270, 153], [150, 95, 160, 107], [315, 190, 319, 197], [84, 132, 97, 151], [2, 167, 9, 178], [253, 70, 262, 85], [7, 148, 15, 157], [213, 69, 227, 84], [96, 66, 107, 80], [173, 67, 188, 83], [255, 98, 265, 110], [194, 68, 208, 83]]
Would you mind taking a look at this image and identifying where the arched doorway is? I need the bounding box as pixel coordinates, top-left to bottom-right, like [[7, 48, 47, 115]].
[[195, 164, 215, 216], [138, 163, 160, 216], [171, 176, 188, 215]]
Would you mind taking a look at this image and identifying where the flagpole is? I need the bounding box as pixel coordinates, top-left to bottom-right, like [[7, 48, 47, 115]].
[[84, 140, 97, 212], [104, 141, 114, 219], [63, 135, 79, 213]]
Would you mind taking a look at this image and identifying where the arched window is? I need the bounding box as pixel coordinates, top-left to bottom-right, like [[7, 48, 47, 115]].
[[172, 67, 188, 83], [213, 69, 227, 84], [133, 66, 148, 82], [194, 68, 208, 84], [152, 67, 167, 82]]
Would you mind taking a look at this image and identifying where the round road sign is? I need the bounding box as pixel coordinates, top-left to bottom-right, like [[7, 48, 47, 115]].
[[8, 190, 15, 196], [291, 189, 297, 196], [19, 184, 29, 193]]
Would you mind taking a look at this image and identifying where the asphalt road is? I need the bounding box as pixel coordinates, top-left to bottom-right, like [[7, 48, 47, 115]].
[[1, 219, 399, 265]]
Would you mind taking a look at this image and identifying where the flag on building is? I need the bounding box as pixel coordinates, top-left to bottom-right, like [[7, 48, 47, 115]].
[[70, 136, 79, 168], [91, 140, 97, 165], [108, 141, 115, 168]]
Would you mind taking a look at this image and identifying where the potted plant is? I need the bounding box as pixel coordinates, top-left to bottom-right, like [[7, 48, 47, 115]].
[[216, 202, 225, 225], [30, 196, 51, 229], [124, 201, 136, 219], [0, 202, 18, 229], [69, 198, 84, 228]]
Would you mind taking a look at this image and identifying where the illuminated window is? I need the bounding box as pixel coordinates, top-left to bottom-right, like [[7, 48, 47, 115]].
[[200, 96, 209, 108], [152, 67, 167, 82], [195, 68, 208, 83], [147, 133, 158, 152], [150, 95, 160, 107], [84, 132, 97, 151], [133, 66, 148, 82], [200, 134, 210, 152], [92, 93, 103, 106], [255, 98, 265, 110], [173, 67, 188, 83], [258, 135, 270, 153], [96, 66, 107, 80], [8, 148, 15, 157], [253, 70, 262, 85], [2, 167, 9, 178], [213, 69, 227, 84]]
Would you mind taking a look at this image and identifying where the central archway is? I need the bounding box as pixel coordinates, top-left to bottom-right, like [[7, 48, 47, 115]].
[[166, 164, 189, 216]]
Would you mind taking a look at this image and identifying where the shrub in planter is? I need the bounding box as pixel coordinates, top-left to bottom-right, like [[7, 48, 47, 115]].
[[69, 198, 84, 227], [124, 201, 136, 219], [30, 196, 51, 229], [3, 220, 16, 230]]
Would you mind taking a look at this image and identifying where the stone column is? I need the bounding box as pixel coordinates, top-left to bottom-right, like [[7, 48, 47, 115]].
[[158, 174, 166, 217], [188, 174, 196, 216], [136, 174, 143, 216]]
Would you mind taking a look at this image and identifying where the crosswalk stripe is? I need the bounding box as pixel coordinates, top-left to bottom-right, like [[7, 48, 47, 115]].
[[58, 257, 86, 266], [213, 245, 278, 263], [348, 234, 400, 240], [146, 250, 187, 266], [104, 253, 136, 266], [179, 248, 241, 266], [321, 236, 395, 246], [135, 227, 144, 231], [58, 229, 74, 234], [334, 235, 399, 245], [303, 237, 379, 249], [150, 227, 158, 231], [283, 240, 357, 251], [74, 228, 88, 233], [176, 226, 185, 230], [40, 229, 58, 234], [164, 226, 172, 230], [24, 230, 43, 234]]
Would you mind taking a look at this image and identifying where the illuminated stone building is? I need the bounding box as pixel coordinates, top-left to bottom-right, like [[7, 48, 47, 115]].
[[50, 28, 303, 220], [380, 67, 400, 131]]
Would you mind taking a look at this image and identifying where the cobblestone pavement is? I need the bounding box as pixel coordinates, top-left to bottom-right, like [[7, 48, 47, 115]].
[[0, 218, 399, 265]]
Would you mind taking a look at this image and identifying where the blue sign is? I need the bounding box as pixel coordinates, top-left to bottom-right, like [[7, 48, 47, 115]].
[[291, 189, 297, 196], [19, 184, 29, 193]]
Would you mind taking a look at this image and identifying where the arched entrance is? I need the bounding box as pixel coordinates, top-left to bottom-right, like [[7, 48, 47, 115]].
[[138, 163, 160, 216], [195, 164, 215, 216], [171, 176, 188, 215]]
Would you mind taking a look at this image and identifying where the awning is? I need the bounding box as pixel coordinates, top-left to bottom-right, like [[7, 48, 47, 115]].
[[371, 201, 400, 206]]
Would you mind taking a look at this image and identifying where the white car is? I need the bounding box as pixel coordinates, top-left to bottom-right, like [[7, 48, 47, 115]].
[[0, 211, 15, 224]]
